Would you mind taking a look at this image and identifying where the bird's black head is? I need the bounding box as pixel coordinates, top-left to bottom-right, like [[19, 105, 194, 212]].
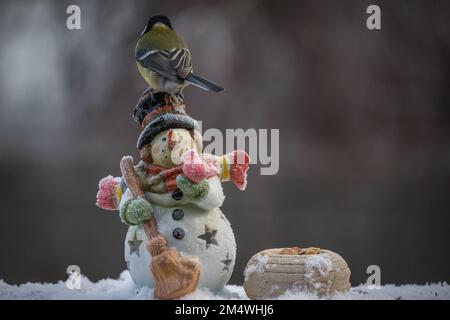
[[141, 15, 173, 36]]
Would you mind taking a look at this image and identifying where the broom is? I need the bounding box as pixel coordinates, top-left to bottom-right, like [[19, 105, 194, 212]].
[[120, 156, 200, 300]]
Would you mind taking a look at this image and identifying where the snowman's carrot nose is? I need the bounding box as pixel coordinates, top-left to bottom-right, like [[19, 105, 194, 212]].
[[168, 129, 179, 150]]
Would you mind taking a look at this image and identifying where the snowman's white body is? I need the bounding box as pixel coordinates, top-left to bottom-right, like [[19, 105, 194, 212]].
[[121, 176, 236, 291]]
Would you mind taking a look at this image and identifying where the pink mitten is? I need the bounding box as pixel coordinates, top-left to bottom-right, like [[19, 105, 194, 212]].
[[96, 175, 121, 210], [182, 149, 218, 183], [229, 150, 250, 190]]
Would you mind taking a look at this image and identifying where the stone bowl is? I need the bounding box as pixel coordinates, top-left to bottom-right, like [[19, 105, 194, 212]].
[[243, 247, 351, 299]]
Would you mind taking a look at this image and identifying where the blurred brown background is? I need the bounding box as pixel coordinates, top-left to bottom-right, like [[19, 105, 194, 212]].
[[0, 0, 449, 287]]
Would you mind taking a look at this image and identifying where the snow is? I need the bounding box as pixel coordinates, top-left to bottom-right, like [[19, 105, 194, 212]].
[[0, 271, 449, 300], [243, 254, 269, 281], [304, 253, 334, 290], [305, 254, 333, 278]]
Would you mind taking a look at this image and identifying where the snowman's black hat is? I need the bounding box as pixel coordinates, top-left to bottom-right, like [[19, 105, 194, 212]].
[[134, 92, 199, 149]]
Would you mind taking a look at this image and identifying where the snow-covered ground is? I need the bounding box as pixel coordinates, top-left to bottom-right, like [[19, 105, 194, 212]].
[[0, 271, 448, 300]]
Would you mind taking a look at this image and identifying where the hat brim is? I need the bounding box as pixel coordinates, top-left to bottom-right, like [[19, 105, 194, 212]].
[[137, 113, 199, 149]]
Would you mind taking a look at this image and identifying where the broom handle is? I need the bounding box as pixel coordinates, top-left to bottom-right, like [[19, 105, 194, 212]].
[[120, 156, 160, 239]]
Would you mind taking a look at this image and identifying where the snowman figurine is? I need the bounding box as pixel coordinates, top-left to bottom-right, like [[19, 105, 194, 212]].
[[96, 98, 249, 292]]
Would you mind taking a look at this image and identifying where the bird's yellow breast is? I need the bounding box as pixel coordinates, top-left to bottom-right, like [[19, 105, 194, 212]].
[[137, 63, 159, 87]]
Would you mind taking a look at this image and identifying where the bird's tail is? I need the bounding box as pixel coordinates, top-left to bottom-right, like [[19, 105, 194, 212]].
[[185, 74, 224, 92]]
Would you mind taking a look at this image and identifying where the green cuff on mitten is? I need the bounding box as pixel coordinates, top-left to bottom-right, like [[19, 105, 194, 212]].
[[176, 175, 210, 202], [120, 197, 153, 226]]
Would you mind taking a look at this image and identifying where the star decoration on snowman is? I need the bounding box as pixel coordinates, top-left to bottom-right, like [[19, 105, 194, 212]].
[[95, 15, 250, 300], [128, 233, 143, 257], [198, 225, 219, 249], [221, 253, 233, 272]]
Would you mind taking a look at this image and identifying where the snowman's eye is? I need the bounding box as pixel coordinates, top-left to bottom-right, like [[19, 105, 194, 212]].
[[162, 137, 167, 141]]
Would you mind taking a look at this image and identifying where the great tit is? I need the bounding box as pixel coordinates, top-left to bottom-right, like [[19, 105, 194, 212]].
[[135, 15, 224, 94]]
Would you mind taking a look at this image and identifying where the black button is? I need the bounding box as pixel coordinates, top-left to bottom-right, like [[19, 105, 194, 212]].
[[172, 209, 184, 221], [173, 227, 185, 240], [172, 190, 183, 201]]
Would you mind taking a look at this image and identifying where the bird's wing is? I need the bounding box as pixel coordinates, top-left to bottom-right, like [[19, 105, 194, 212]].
[[136, 48, 192, 82], [168, 48, 192, 79]]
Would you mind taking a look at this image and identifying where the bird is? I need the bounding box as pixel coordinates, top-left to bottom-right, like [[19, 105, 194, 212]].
[[135, 15, 224, 94]]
